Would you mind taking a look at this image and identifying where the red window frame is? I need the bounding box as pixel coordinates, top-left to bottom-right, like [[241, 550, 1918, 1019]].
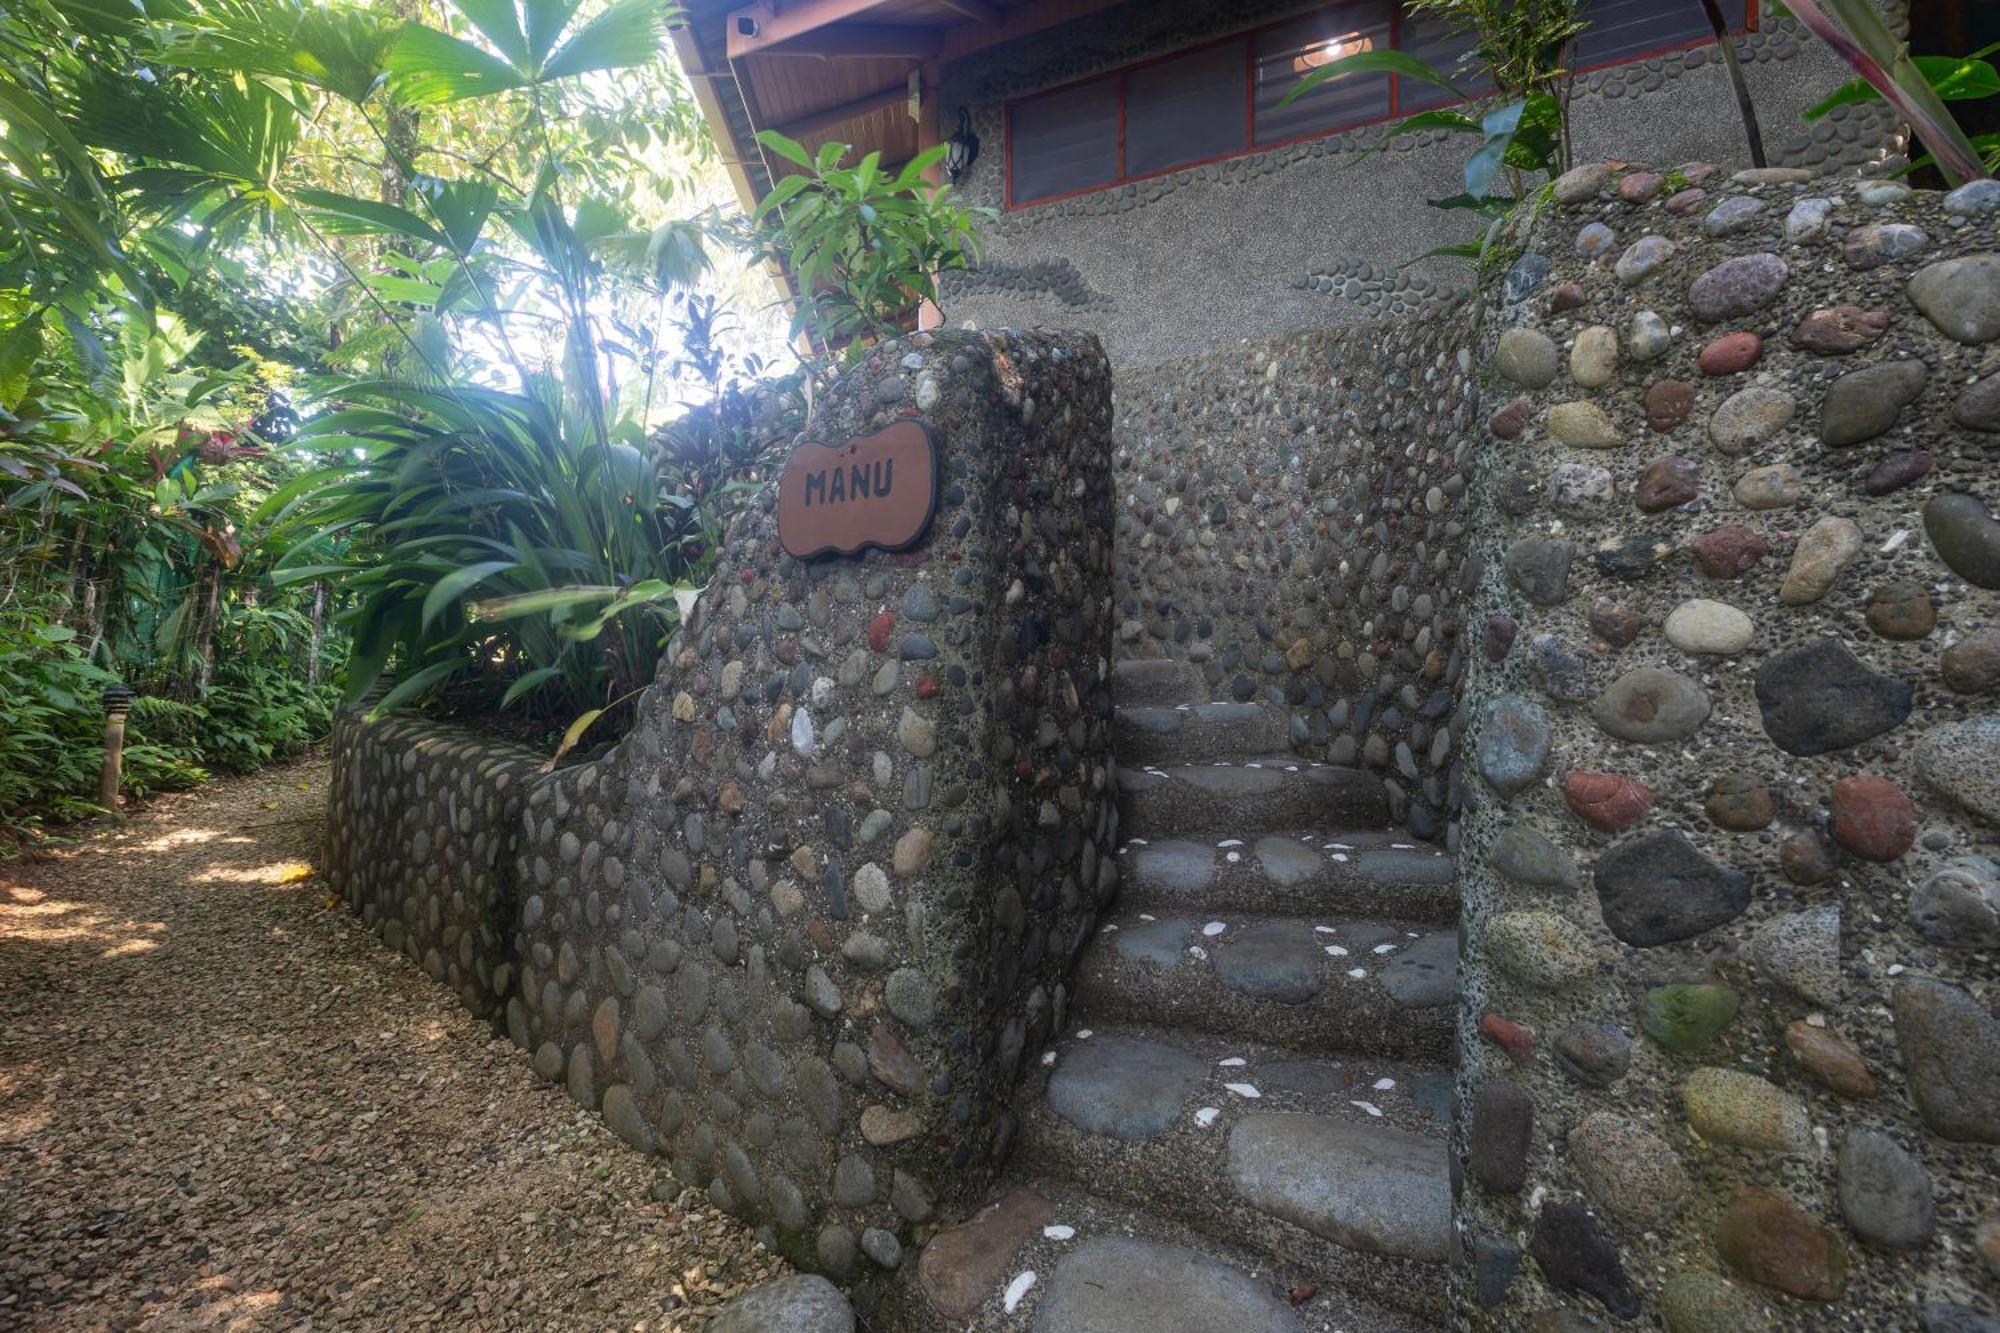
[[1004, 0, 1761, 210]]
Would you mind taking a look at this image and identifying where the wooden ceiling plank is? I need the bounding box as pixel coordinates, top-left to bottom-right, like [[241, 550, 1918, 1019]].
[[748, 23, 945, 58], [933, 0, 1002, 23], [774, 79, 911, 139], [726, 0, 927, 58]]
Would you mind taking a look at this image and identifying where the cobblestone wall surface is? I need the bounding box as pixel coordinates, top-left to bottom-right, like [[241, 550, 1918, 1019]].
[[330, 329, 1118, 1300], [1113, 320, 1481, 842], [1452, 165, 2000, 1329], [325, 712, 542, 1020]]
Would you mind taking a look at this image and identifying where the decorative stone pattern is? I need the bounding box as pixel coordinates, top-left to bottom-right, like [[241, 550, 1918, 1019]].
[[330, 330, 1118, 1302], [937, 257, 1111, 311], [1297, 259, 1474, 319], [324, 712, 542, 1019], [1454, 164, 2000, 1329], [1112, 315, 1481, 840]]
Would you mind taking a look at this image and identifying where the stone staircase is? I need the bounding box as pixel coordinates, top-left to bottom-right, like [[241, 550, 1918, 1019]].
[[905, 660, 1458, 1332]]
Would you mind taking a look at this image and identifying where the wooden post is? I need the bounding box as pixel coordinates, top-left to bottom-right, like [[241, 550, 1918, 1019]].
[[99, 684, 133, 813], [915, 60, 947, 331]]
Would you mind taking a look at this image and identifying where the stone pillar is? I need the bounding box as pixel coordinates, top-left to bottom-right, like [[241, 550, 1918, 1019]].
[[507, 329, 1117, 1294], [1452, 163, 2000, 1327]]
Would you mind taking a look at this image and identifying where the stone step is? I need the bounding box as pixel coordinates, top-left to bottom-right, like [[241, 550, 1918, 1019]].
[[894, 1174, 1430, 1332], [1012, 1028, 1452, 1322], [1117, 758, 1389, 839], [1110, 658, 1203, 707], [1072, 911, 1455, 1060], [1114, 702, 1291, 763], [1119, 831, 1456, 924]]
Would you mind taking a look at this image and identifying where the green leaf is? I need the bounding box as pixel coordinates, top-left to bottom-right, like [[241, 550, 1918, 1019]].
[[499, 664, 566, 708], [541, 0, 667, 81], [385, 24, 529, 103], [1464, 100, 1527, 201], [452, 0, 533, 68], [1279, 49, 1460, 108], [756, 130, 815, 168], [421, 559, 516, 630], [0, 314, 45, 410], [1807, 55, 2000, 119], [1385, 109, 1484, 136], [367, 659, 465, 716], [293, 188, 451, 247]]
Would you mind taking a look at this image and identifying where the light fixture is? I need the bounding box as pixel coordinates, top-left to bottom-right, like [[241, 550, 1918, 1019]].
[[945, 107, 979, 185], [1295, 30, 1374, 73]]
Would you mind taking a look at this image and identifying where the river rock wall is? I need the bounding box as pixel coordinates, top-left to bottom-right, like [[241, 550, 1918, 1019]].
[[1451, 165, 2000, 1329], [1113, 319, 1482, 841], [330, 329, 1118, 1301], [324, 711, 542, 1019]]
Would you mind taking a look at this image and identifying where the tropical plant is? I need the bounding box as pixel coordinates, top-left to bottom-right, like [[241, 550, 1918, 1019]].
[[747, 131, 991, 352], [1785, 0, 1999, 183], [1280, 0, 1586, 238]]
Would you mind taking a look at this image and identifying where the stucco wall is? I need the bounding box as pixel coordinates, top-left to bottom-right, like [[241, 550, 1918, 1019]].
[[327, 328, 1118, 1301], [937, 0, 1902, 366], [1451, 165, 2000, 1327]]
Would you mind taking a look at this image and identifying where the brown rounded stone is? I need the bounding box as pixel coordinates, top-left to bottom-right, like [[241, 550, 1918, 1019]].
[[1829, 775, 1920, 862], [1864, 581, 1937, 640], [1786, 1020, 1879, 1100], [1490, 397, 1534, 440], [1549, 281, 1588, 313], [1588, 597, 1644, 647], [1563, 770, 1653, 832], [1663, 186, 1709, 215], [1689, 525, 1768, 580], [1792, 304, 1891, 355], [915, 1186, 1055, 1321], [1942, 627, 2000, 693], [893, 827, 934, 877], [1706, 773, 1775, 831], [1698, 331, 1763, 375], [1781, 832, 1836, 886], [1645, 378, 1696, 432], [1619, 170, 1665, 202], [1716, 1188, 1848, 1302], [1979, 1214, 2000, 1278], [1633, 456, 1700, 512], [1864, 449, 1933, 496]]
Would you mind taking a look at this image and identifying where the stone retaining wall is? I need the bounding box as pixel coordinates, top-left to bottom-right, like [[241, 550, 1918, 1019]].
[[1113, 321, 1481, 841], [329, 329, 1118, 1302], [1451, 166, 2000, 1328], [324, 712, 542, 1019]]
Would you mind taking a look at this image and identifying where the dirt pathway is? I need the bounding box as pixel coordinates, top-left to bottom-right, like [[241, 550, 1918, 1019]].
[[0, 755, 786, 1331]]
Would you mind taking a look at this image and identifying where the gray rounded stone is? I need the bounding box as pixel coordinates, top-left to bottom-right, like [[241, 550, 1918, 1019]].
[[1914, 717, 2000, 828], [1475, 695, 1552, 797], [1912, 857, 2000, 950], [1496, 328, 1561, 388], [1689, 252, 1788, 321], [1032, 1237, 1307, 1332], [1595, 830, 1750, 947], [1837, 1127, 1934, 1251], [1821, 359, 1927, 447], [711, 1275, 855, 1333], [1047, 1034, 1206, 1142], [1909, 253, 2000, 343], [1591, 667, 1710, 743], [1215, 922, 1323, 1003], [1571, 1111, 1689, 1225], [1894, 977, 2000, 1143]]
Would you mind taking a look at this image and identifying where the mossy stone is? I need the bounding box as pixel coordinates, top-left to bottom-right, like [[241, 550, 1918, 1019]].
[[1640, 983, 1741, 1053]]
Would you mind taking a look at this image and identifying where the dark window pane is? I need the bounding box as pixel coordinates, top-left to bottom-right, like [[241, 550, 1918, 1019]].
[[1575, 0, 1741, 66], [1254, 1, 1393, 144], [1010, 77, 1120, 204], [1399, 9, 1493, 111], [1126, 39, 1249, 176]]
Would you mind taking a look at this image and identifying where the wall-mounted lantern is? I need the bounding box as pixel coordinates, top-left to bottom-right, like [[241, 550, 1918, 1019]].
[[946, 107, 980, 185]]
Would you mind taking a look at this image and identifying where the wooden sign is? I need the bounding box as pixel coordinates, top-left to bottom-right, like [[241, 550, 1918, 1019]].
[[776, 420, 938, 559]]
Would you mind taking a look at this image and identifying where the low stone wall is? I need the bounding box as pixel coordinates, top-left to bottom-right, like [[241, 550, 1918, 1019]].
[[331, 329, 1118, 1302], [1113, 320, 1480, 840], [1452, 166, 2000, 1327], [324, 712, 542, 1019]]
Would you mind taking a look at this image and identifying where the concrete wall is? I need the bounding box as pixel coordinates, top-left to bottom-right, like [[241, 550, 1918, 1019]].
[[937, 0, 1903, 367], [1451, 166, 2000, 1327], [327, 328, 1119, 1300], [1112, 318, 1480, 840]]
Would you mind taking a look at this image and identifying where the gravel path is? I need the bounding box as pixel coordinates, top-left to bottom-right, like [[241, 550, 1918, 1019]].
[[0, 755, 788, 1330]]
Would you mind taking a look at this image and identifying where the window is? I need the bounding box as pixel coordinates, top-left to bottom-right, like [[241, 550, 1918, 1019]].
[[1005, 0, 1756, 208]]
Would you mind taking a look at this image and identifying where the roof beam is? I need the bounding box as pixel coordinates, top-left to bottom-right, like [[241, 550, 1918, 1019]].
[[934, 0, 1003, 23], [726, 0, 914, 58], [735, 23, 944, 60], [773, 79, 911, 140]]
